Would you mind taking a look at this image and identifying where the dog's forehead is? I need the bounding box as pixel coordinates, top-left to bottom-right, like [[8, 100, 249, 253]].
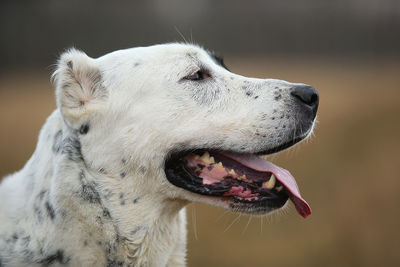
[[99, 43, 214, 67], [151, 43, 208, 58], [146, 44, 216, 68]]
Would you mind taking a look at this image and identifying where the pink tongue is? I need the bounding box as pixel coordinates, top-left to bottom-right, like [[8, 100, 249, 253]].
[[217, 151, 311, 218]]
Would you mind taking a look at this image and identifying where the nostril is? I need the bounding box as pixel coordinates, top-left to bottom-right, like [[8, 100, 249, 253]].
[[308, 92, 318, 106], [291, 85, 319, 107]]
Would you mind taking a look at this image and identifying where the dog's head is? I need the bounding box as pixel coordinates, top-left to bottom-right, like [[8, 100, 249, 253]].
[[53, 43, 318, 217]]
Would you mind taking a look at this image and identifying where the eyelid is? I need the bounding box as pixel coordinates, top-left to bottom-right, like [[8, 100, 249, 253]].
[[180, 65, 211, 81], [188, 68, 201, 76]]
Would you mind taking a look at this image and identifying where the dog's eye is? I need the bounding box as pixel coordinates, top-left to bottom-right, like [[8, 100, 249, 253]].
[[185, 70, 206, 81]]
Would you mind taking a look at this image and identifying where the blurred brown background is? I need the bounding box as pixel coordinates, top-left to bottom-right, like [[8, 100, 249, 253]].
[[1, 1, 399, 266]]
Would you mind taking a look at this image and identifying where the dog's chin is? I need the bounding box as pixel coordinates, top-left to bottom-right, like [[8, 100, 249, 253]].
[[172, 189, 288, 215], [164, 132, 313, 217]]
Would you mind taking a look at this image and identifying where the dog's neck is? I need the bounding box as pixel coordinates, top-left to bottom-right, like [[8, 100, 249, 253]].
[[1, 111, 187, 266]]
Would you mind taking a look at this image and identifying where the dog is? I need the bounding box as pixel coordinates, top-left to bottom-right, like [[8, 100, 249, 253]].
[[0, 43, 318, 266]]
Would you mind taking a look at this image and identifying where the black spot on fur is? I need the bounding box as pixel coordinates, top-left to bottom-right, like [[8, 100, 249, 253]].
[[133, 62, 140, 67], [52, 130, 83, 162], [102, 208, 111, 219], [246, 91, 253, 97], [132, 197, 140, 204], [79, 123, 89, 135], [45, 201, 55, 220], [37, 249, 69, 266], [130, 226, 143, 236], [107, 258, 124, 267], [103, 189, 114, 200], [67, 61, 73, 69], [99, 168, 106, 174], [115, 234, 125, 245], [38, 190, 47, 200], [84, 240, 88, 246], [34, 206, 43, 223], [121, 158, 127, 164], [139, 166, 146, 174], [34, 191, 48, 223], [78, 171, 101, 205], [120, 172, 126, 178], [118, 193, 125, 205], [52, 130, 63, 153], [12, 233, 18, 240], [80, 182, 101, 204], [62, 134, 83, 162], [274, 95, 282, 101], [254, 96, 259, 99]]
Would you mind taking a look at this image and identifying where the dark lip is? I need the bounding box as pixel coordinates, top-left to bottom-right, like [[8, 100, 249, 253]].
[[229, 195, 288, 214]]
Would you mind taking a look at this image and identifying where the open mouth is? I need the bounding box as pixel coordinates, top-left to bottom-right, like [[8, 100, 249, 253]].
[[165, 150, 311, 218]]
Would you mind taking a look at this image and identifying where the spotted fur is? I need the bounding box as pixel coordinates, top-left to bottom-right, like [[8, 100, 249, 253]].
[[0, 43, 316, 266]]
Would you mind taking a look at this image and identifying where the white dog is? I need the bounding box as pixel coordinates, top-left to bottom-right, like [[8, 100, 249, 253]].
[[0, 43, 318, 266]]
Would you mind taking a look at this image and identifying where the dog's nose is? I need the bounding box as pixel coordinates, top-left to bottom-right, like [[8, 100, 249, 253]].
[[291, 85, 319, 113]]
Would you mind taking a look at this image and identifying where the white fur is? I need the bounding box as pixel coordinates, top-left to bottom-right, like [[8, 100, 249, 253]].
[[0, 43, 314, 266]]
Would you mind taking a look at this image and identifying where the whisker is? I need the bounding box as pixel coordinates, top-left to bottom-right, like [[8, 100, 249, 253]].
[[223, 214, 241, 233], [216, 210, 230, 222], [174, 26, 188, 43], [242, 216, 253, 235], [190, 28, 194, 44]]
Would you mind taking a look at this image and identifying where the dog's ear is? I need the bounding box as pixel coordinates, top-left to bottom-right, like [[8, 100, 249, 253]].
[[53, 48, 107, 126]]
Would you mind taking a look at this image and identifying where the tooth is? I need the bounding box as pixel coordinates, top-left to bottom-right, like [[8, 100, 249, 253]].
[[200, 151, 214, 164], [200, 151, 210, 160], [215, 162, 224, 169], [264, 174, 276, 189], [240, 175, 247, 180], [276, 185, 283, 192], [209, 157, 215, 164], [229, 169, 236, 175]]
